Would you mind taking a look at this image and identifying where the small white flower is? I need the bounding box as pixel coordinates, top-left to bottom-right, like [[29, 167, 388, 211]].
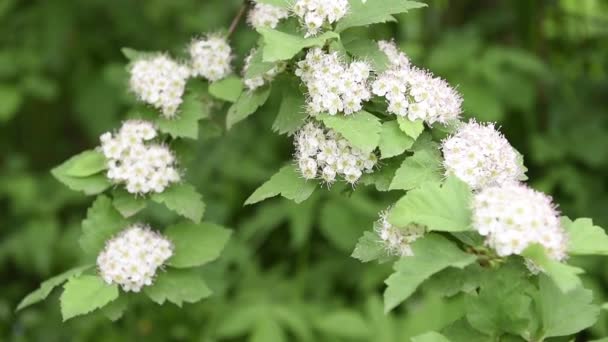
[[292, 0, 349, 37], [248, 2, 289, 29], [189, 36, 233, 82], [375, 210, 425, 257], [97, 223, 173, 292]]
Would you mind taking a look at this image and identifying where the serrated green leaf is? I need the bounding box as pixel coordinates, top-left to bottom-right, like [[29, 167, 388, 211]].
[[244, 48, 277, 80], [112, 189, 147, 218], [522, 244, 583, 293], [411, 332, 451, 342], [314, 310, 371, 339], [144, 269, 212, 307], [389, 148, 442, 191], [60, 275, 119, 321], [318, 111, 382, 154], [258, 28, 339, 62], [360, 157, 401, 191], [272, 78, 307, 135], [101, 295, 128, 321], [151, 183, 205, 223], [156, 90, 208, 139], [226, 86, 271, 129], [209, 76, 243, 103], [343, 38, 390, 72], [397, 117, 425, 140], [352, 231, 386, 262], [379, 120, 415, 159], [245, 165, 316, 205], [51, 153, 111, 195], [389, 176, 472, 231], [165, 221, 232, 268], [80, 195, 128, 257], [535, 275, 599, 338], [336, 0, 427, 32], [562, 217, 608, 255], [384, 234, 476, 312], [16, 265, 93, 311], [58, 150, 107, 177]]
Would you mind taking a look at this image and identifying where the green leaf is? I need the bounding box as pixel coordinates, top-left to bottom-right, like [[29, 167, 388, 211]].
[[535, 275, 599, 338], [388, 176, 472, 231], [112, 189, 147, 218], [352, 231, 386, 262], [0, 84, 22, 121], [60, 275, 119, 321], [522, 244, 583, 293], [465, 263, 532, 337], [442, 319, 489, 342], [226, 86, 271, 129], [144, 269, 212, 307], [121, 47, 149, 61], [56, 149, 107, 177], [378, 120, 415, 159], [389, 148, 443, 190], [411, 332, 451, 342], [156, 90, 208, 139], [51, 153, 112, 195], [384, 234, 476, 312], [16, 265, 93, 311], [272, 78, 307, 135], [336, 0, 427, 32], [80, 195, 128, 257], [255, 0, 290, 8], [244, 48, 278, 80], [151, 183, 206, 223], [562, 217, 608, 255], [209, 76, 243, 103], [397, 117, 425, 140], [258, 28, 339, 62], [165, 221, 232, 268], [251, 317, 286, 342], [360, 157, 401, 191], [314, 310, 371, 339], [101, 295, 128, 321], [343, 39, 390, 72], [318, 111, 382, 153], [245, 165, 317, 205]]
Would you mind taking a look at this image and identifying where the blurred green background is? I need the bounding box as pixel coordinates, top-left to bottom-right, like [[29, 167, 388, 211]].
[[1, 0, 607, 340]]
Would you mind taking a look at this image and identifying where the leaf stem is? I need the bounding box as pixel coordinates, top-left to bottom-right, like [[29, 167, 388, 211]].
[[226, 1, 249, 38]]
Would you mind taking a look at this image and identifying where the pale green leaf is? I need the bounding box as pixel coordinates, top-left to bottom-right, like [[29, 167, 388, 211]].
[[101, 295, 128, 321], [251, 317, 286, 342], [522, 244, 583, 293], [151, 183, 205, 223], [352, 231, 386, 262], [17, 265, 93, 311], [51, 153, 111, 195], [80, 195, 128, 256], [397, 117, 425, 140], [343, 39, 390, 72], [255, 0, 290, 9], [259, 28, 339, 62], [336, 0, 427, 32], [165, 221, 232, 268], [157, 90, 208, 139], [226, 86, 271, 129], [562, 217, 608, 255], [245, 165, 316, 205], [57, 150, 107, 177], [144, 269, 212, 307], [112, 189, 147, 218], [411, 332, 451, 342], [318, 111, 382, 153], [209, 76, 243, 103], [272, 77, 307, 135], [384, 234, 476, 312], [379, 120, 415, 159], [314, 310, 371, 339], [388, 176, 472, 231], [389, 148, 443, 190], [244, 48, 278, 79], [60, 275, 119, 321], [0, 84, 22, 121]]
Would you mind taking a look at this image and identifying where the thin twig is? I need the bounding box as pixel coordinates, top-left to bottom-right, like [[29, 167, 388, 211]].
[[226, 1, 249, 38]]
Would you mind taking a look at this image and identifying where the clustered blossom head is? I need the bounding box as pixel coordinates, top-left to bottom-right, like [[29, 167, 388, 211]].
[[243, 49, 287, 91], [377, 40, 410, 67], [100, 120, 181, 194], [372, 44, 462, 125], [97, 224, 173, 292], [248, 2, 289, 29], [375, 210, 425, 257], [442, 120, 526, 190], [293, 0, 349, 37], [129, 55, 191, 118], [295, 122, 377, 185], [296, 48, 372, 115], [189, 36, 233, 82], [472, 183, 568, 266]]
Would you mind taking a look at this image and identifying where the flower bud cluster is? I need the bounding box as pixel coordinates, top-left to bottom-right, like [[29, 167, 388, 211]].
[[248, 2, 289, 29], [442, 120, 526, 190], [243, 49, 287, 91], [189, 36, 233, 82], [377, 40, 410, 67], [295, 123, 377, 185], [372, 43, 462, 125], [375, 210, 425, 257], [296, 48, 372, 115], [129, 55, 191, 118], [472, 183, 568, 263], [100, 120, 181, 194], [293, 0, 349, 37], [97, 224, 173, 292]]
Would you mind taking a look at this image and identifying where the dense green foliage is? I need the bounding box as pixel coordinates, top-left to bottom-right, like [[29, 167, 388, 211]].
[[1, 0, 608, 341]]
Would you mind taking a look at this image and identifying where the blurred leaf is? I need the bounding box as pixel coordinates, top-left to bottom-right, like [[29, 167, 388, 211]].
[[145, 269, 212, 307], [314, 310, 371, 339], [411, 331, 451, 342], [245, 165, 316, 205], [522, 244, 583, 293], [151, 183, 206, 223], [101, 295, 128, 321], [251, 317, 286, 342], [0, 84, 22, 122], [164, 221, 232, 268], [562, 217, 608, 255], [60, 275, 118, 321]]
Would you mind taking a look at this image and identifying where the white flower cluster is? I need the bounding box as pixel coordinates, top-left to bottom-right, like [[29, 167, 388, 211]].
[[377, 40, 410, 67], [243, 49, 287, 91], [376, 210, 425, 257], [442, 120, 526, 190], [97, 224, 173, 292], [247, 2, 289, 29], [189, 36, 233, 82], [372, 44, 462, 125], [100, 120, 181, 194], [293, 0, 349, 37], [295, 123, 377, 184], [296, 48, 372, 115], [472, 183, 568, 264], [129, 55, 191, 119]]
